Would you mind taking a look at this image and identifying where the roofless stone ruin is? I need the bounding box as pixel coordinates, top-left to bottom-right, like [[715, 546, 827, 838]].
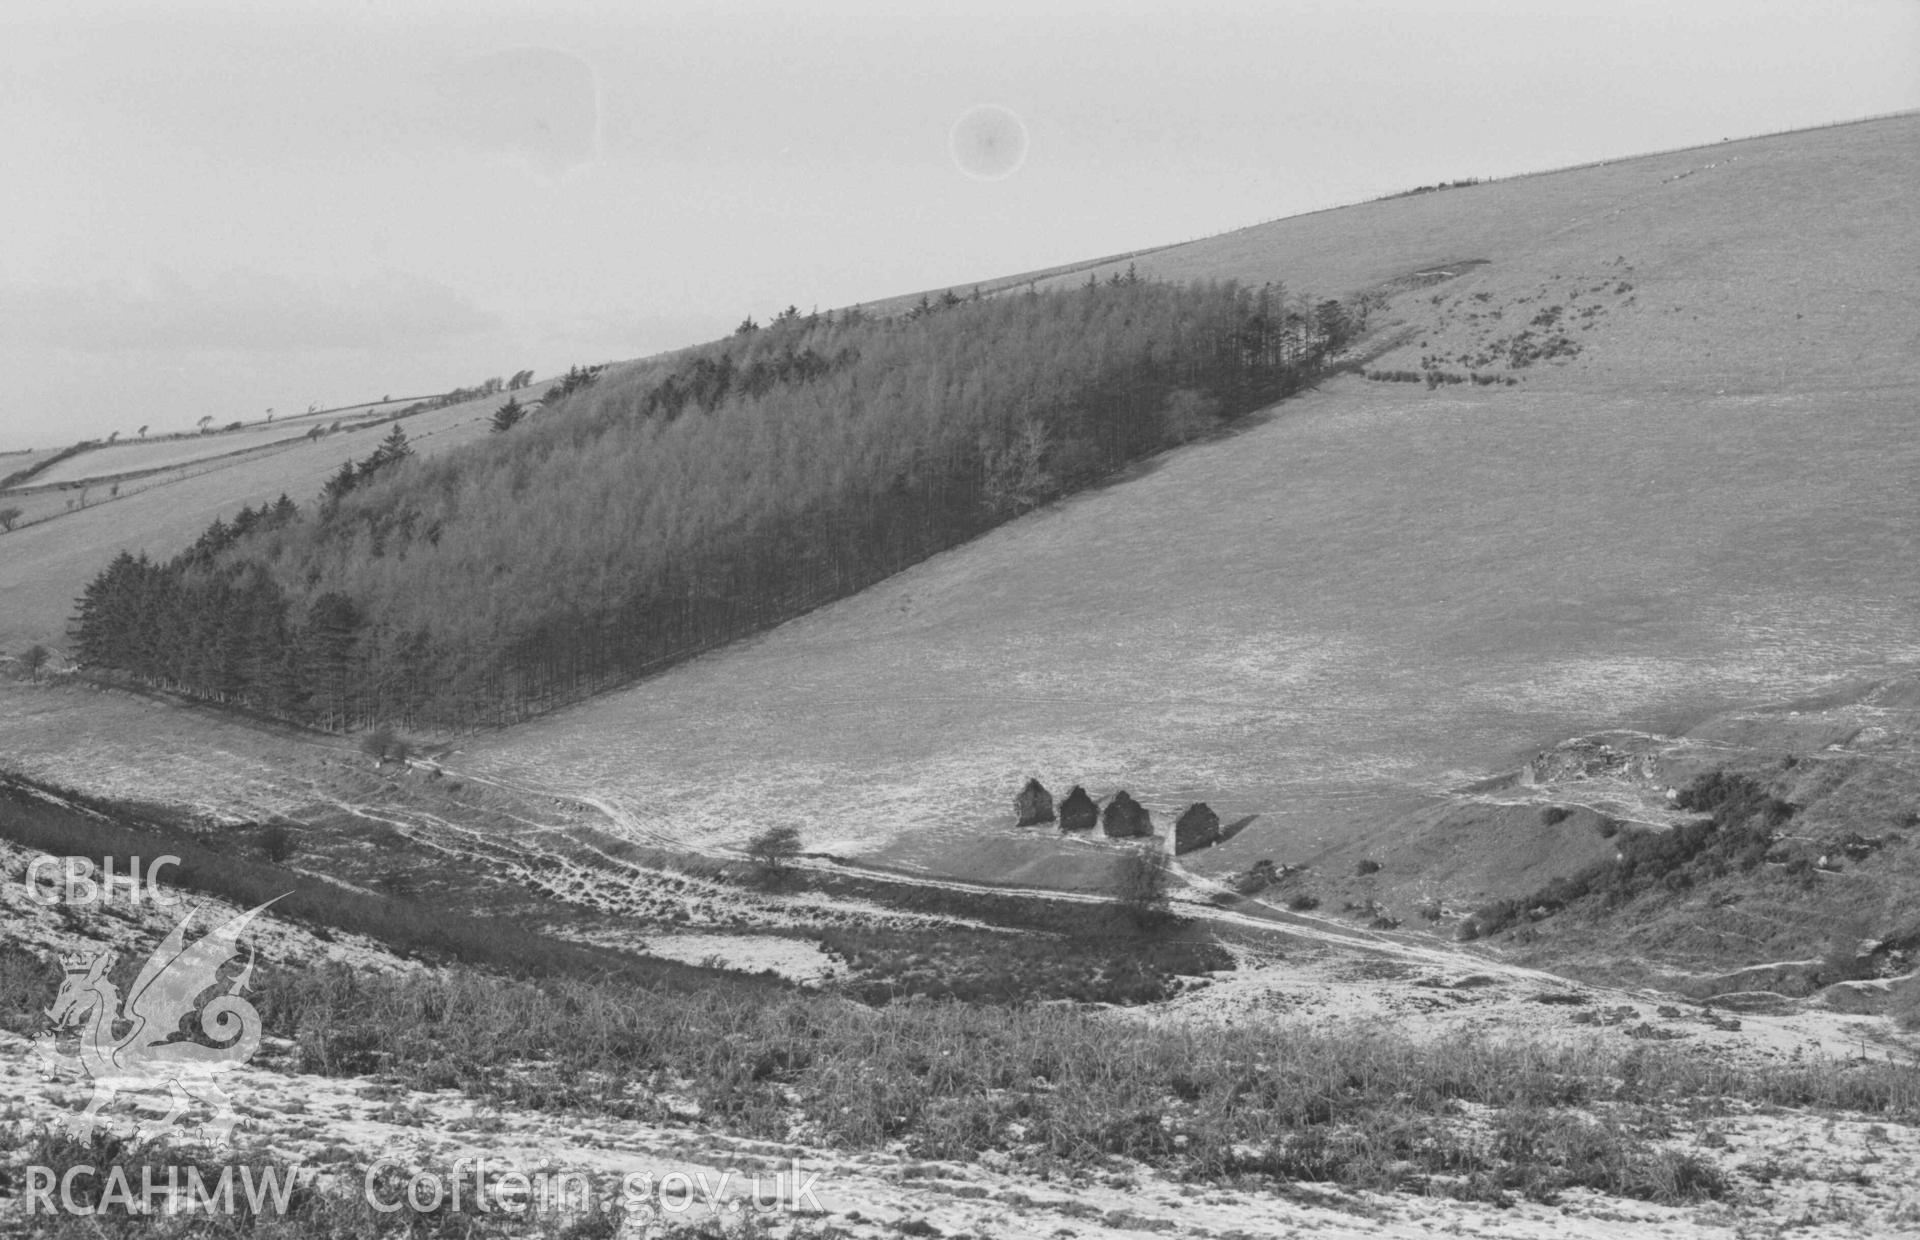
[[1174, 802, 1222, 854], [1015, 777, 1055, 826], [1102, 790, 1152, 838], [1058, 785, 1098, 831]]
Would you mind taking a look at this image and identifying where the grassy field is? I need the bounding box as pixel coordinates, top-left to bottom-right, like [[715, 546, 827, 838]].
[[458, 375, 1918, 878], [1019, 113, 1920, 394], [2, 395, 428, 483], [0, 388, 547, 650], [31, 421, 364, 486]]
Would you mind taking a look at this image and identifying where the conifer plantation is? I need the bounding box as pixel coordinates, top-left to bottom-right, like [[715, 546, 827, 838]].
[[72, 277, 1359, 729]]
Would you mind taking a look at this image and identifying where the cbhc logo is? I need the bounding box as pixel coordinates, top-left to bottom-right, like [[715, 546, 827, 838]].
[[25, 855, 181, 906]]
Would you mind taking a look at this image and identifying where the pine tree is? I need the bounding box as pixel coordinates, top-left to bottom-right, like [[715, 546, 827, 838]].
[[322, 460, 358, 505], [491, 398, 525, 433], [305, 592, 362, 730], [374, 425, 412, 465]]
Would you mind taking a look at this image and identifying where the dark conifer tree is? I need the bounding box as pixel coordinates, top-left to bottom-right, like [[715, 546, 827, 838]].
[[322, 460, 358, 506], [306, 592, 362, 729], [491, 397, 526, 433], [374, 425, 412, 466]]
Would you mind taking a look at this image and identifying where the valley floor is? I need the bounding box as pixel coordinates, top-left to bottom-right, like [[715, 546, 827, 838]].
[[5, 821, 1920, 1239]]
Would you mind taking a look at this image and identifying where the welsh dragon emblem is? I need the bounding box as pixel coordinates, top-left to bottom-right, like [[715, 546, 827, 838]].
[[34, 898, 280, 1146]]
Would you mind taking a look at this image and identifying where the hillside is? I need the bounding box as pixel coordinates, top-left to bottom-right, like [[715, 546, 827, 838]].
[[4, 113, 1920, 1239], [12, 116, 1914, 657], [0, 377, 596, 652], [975, 114, 1920, 394], [66, 283, 1353, 727], [11, 114, 1917, 880], [419, 116, 1918, 874]]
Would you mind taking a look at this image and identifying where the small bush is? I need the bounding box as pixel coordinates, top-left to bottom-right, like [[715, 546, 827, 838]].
[[1356, 859, 1382, 876], [1540, 806, 1572, 825], [0, 943, 60, 1033], [1113, 846, 1175, 931], [364, 823, 410, 850], [1288, 893, 1321, 912], [1823, 914, 1875, 985], [746, 824, 803, 885], [1895, 977, 1920, 1030], [358, 724, 396, 763], [258, 822, 299, 864]]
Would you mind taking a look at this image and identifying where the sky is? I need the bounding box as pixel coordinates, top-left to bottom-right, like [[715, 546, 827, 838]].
[[2, 0, 1916, 450]]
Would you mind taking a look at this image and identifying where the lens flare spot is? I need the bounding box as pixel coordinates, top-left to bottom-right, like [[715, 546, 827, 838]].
[[949, 105, 1029, 181]]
